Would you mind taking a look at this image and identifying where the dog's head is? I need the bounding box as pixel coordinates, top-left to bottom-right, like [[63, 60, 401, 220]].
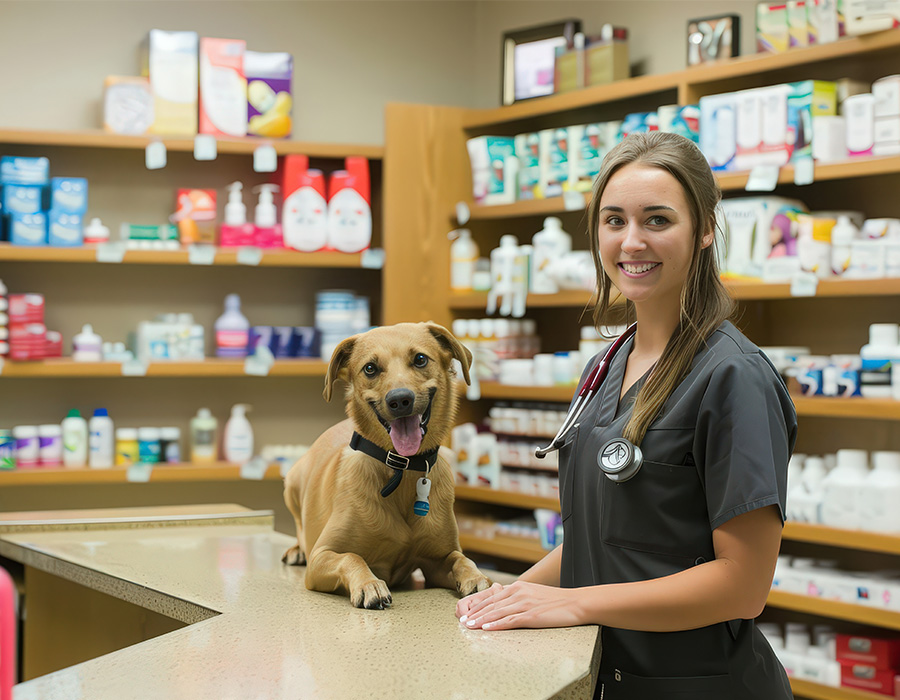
[[324, 322, 472, 457]]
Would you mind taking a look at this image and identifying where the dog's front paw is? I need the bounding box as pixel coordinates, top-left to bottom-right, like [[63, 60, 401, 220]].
[[351, 579, 393, 610], [281, 545, 306, 566], [457, 573, 493, 598]]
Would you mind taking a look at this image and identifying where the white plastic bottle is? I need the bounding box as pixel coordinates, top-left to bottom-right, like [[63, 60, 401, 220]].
[[450, 229, 479, 292], [281, 155, 328, 252], [326, 158, 372, 253], [215, 294, 250, 359], [487, 234, 519, 316], [253, 184, 282, 248], [531, 217, 573, 294], [820, 449, 869, 529], [62, 408, 88, 468], [83, 218, 110, 245], [858, 451, 900, 533], [88, 408, 114, 469], [223, 404, 254, 463], [860, 323, 900, 398], [191, 408, 219, 464], [830, 215, 857, 276], [800, 455, 828, 523], [73, 324, 103, 362]]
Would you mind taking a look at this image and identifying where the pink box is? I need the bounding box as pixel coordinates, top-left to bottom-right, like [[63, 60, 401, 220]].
[[199, 38, 247, 138], [7, 293, 44, 324], [9, 323, 46, 360], [837, 634, 900, 670]]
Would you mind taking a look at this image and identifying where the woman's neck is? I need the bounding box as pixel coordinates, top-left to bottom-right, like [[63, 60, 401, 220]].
[[632, 299, 680, 359]]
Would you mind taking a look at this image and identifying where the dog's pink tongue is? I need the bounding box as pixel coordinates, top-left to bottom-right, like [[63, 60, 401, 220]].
[[389, 415, 423, 456]]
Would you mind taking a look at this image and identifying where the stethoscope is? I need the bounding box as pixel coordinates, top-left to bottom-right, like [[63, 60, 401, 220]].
[[535, 323, 644, 483]]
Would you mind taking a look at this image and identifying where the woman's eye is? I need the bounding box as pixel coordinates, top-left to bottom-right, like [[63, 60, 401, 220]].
[[363, 363, 378, 376], [413, 353, 429, 368], [605, 216, 625, 227], [648, 215, 670, 226]]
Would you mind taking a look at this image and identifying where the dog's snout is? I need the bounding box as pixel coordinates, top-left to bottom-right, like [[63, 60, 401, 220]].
[[385, 388, 415, 418]]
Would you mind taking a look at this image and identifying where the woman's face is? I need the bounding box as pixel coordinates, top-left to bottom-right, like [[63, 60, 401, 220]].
[[597, 162, 711, 308]]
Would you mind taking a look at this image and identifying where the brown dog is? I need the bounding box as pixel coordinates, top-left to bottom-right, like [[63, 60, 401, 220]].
[[282, 322, 492, 609]]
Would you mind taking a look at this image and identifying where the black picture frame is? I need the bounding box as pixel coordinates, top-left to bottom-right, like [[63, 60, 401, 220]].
[[687, 14, 740, 66], [502, 19, 582, 106]]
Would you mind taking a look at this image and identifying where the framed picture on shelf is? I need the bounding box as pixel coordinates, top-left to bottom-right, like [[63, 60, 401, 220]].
[[502, 19, 581, 106], [687, 14, 740, 66]]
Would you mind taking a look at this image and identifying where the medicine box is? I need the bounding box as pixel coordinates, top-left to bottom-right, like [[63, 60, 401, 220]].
[[788, 80, 837, 161], [788, 0, 810, 46], [515, 133, 541, 200], [0, 156, 49, 186], [734, 84, 792, 169], [103, 76, 154, 136], [141, 29, 199, 137], [49, 177, 88, 214], [2, 184, 43, 215], [10, 211, 47, 246], [699, 92, 737, 171], [47, 210, 83, 247], [245, 51, 293, 139], [837, 634, 900, 669], [757, 3, 791, 53], [199, 37, 247, 138]]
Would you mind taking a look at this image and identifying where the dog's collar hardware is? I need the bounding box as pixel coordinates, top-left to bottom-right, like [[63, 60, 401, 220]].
[[349, 432, 439, 499]]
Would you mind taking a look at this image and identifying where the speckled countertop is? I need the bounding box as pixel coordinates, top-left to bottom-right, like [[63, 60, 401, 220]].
[[0, 506, 600, 700]]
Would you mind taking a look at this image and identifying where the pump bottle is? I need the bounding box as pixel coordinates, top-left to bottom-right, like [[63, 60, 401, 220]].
[[281, 155, 328, 252], [223, 404, 254, 463], [220, 182, 255, 247], [253, 184, 282, 248]]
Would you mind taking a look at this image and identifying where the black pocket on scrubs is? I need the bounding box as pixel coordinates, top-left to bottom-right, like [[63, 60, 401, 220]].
[[558, 425, 580, 522], [598, 668, 735, 699]]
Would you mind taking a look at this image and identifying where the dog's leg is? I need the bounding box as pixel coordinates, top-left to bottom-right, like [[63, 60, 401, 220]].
[[422, 550, 493, 597], [281, 510, 306, 566], [306, 548, 393, 610], [281, 473, 307, 566]]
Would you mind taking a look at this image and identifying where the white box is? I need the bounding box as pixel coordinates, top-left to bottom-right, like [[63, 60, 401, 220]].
[[873, 75, 900, 117], [813, 115, 848, 162], [843, 93, 875, 156], [844, 0, 900, 35], [734, 85, 791, 170], [700, 92, 737, 171], [874, 115, 900, 155]]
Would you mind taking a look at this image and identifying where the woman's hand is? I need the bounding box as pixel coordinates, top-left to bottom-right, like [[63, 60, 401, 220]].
[[457, 580, 584, 631]]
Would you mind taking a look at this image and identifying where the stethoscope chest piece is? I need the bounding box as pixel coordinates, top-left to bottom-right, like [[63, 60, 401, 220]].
[[598, 438, 643, 483]]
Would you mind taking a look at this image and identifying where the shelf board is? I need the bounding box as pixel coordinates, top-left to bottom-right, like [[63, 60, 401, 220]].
[[476, 383, 575, 403], [0, 358, 328, 378], [0, 128, 384, 160], [468, 194, 590, 220], [455, 485, 559, 511], [790, 677, 892, 700], [0, 244, 372, 269], [783, 522, 900, 556], [458, 533, 547, 563], [449, 289, 594, 310], [0, 462, 282, 486], [793, 396, 900, 420], [766, 590, 900, 630]]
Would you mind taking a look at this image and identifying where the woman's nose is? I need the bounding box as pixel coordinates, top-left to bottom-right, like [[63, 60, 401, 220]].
[[620, 222, 647, 254]]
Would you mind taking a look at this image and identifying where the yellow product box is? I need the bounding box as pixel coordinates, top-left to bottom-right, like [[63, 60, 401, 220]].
[[585, 34, 629, 87], [141, 29, 199, 137], [757, 3, 791, 53]]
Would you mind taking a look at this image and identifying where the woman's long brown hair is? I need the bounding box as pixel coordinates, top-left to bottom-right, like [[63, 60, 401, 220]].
[[586, 132, 735, 445]]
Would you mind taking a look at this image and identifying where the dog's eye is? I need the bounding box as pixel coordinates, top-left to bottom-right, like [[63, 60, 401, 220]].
[[413, 353, 429, 368], [363, 363, 379, 376]]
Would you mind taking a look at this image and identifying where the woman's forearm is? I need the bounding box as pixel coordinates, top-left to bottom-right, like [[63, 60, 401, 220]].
[[517, 544, 562, 586]]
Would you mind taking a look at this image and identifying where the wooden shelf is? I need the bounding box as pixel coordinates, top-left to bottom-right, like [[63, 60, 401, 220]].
[[793, 396, 900, 420], [468, 195, 590, 220], [790, 678, 892, 700], [0, 358, 328, 378], [767, 590, 900, 630], [476, 383, 575, 403], [0, 244, 373, 268], [0, 128, 384, 160], [449, 289, 594, 310], [455, 485, 558, 511], [783, 522, 900, 556], [458, 533, 547, 563], [0, 462, 282, 486]]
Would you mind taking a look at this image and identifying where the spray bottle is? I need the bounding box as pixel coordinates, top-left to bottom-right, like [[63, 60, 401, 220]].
[[253, 184, 282, 248], [220, 182, 255, 247]]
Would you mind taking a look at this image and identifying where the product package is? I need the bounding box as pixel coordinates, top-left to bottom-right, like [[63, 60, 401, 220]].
[[199, 38, 247, 138], [245, 51, 293, 139], [515, 133, 541, 200], [757, 3, 791, 52], [1, 156, 49, 186], [103, 76, 154, 136], [788, 80, 838, 161], [844, 0, 900, 35], [788, 0, 810, 47], [699, 92, 738, 171], [466, 136, 517, 205], [171, 189, 216, 245], [538, 128, 571, 197], [734, 84, 792, 170], [141, 29, 199, 137], [49, 177, 88, 214], [720, 196, 808, 279], [568, 123, 617, 192]]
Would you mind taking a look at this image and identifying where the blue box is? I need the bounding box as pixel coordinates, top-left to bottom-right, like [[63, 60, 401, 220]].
[[1, 156, 50, 186], [49, 177, 88, 214], [10, 211, 47, 246], [47, 209, 83, 247], [2, 184, 44, 215], [290, 327, 321, 358]]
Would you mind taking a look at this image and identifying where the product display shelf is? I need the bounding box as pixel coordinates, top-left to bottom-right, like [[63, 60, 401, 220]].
[[783, 522, 900, 556], [0, 128, 384, 160], [766, 590, 900, 631], [455, 485, 558, 511], [790, 678, 892, 700], [0, 462, 282, 486], [476, 382, 575, 403], [457, 532, 546, 564], [0, 244, 370, 268], [449, 289, 595, 310], [0, 358, 328, 378]]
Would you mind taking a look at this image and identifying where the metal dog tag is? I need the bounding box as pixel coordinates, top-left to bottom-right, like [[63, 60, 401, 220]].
[[414, 477, 431, 516]]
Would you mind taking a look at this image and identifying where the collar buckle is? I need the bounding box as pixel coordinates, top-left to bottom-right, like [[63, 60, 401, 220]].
[[385, 451, 411, 470]]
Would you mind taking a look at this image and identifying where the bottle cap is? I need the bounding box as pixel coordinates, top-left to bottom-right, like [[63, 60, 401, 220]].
[[161, 427, 181, 440], [873, 451, 900, 471], [138, 427, 160, 440], [197, 408, 212, 419], [93, 408, 109, 417], [116, 428, 138, 440], [66, 409, 81, 419], [836, 448, 868, 471], [869, 323, 900, 346]]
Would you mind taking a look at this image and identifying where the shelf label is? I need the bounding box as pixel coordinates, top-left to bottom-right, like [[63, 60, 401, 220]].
[[188, 244, 217, 265], [244, 344, 275, 376], [240, 456, 269, 480], [145, 141, 167, 170], [237, 246, 263, 266], [253, 145, 277, 172], [793, 157, 815, 186], [455, 201, 471, 226], [193, 134, 217, 161], [121, 358, 148, 376], [360, 247, 385, 269], [745, 165, 780, 192], [790, 271, 819, 297], [563, 190, 585, 211], [96, 242, 127, 263], [126, 462, 153, 483]]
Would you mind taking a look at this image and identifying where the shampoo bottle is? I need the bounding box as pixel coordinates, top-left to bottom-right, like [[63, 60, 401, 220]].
[[223, 404, 254, 463], [215, 294, 250, 358], [253, 184, 282, 248], [531, 217, 573, 294], [219, 181, 255, 247], [830, 215, 857, 276], [450, 229, 479, 292], [191, 408, 218, 464], [88, 408, 114, 469], [820, 449, 869, 529], [61, 408, 88, 468], [858, 451, 900, 533], [326, 157, 372, 253], [281, 154, 328, 252]]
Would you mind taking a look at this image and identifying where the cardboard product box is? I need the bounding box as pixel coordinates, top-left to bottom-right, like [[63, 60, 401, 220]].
[[103, 76, 154, 136], [837, 634, 900, 669], [734, 85, 792, 170], [839, 661, 896, 695], [585, 29, 629, 87], [141, 30, 199, 137], [788, 80, 837, 161], [554, 45, 582, 94], [844, 0, 900, 35], [699, 92, 738, 171], [245, 51, 293, 139], [757, 3, 791, 52], [515, 133, 541, 200], [788, 0, 810, 46], [808, 0, 841, 42], [199, 37, 247, 138]]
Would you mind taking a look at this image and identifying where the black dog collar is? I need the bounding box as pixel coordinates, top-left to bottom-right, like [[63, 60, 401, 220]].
[[349, 432, 440, 498]]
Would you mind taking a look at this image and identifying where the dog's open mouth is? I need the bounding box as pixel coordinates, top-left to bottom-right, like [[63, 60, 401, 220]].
[[372, 390, 435, 457]]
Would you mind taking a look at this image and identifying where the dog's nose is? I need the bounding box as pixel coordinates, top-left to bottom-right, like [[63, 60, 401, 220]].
[[385, 388, 416, 418]]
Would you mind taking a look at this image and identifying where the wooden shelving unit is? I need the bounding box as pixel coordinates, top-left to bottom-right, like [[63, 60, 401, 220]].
[[476, 382, 575, 403], [455, 485, 558, 511], [790, 678, 891, 700], [457, 533, 547, 563], [1, 358, 327, 378], [0, 462, 282, 486], [783, 522, 900, 556], [767, 590, 900, 631]]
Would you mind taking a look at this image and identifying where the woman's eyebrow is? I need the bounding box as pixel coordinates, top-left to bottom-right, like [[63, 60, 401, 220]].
[[599, 205, 676, 213]]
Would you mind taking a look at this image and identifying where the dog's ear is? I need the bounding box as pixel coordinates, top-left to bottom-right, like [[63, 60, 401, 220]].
[[425, 322, 472, 386], [324, 336, 356, 402]]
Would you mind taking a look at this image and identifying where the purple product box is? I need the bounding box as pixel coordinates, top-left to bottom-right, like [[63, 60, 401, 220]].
[[290, 327, 321, 358], [248, 326, 279, 356], [273, 326, 294, 358], [245, 51, 293, 139]]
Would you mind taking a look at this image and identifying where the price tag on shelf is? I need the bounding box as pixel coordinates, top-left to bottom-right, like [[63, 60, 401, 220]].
[[455, 201, 470, 226], [188, 244, 217, 265], [237, 246, 263, 266], [793, 156, 815, 186], [360, 247, 385, 269], [193, 134, 217, 161], [121, 358, 148, 376], [563, 190, 585, 211], [253, 145, 277, 172], [244, 344, 275, 376], [790, 271, 819, 297], [95, 242, 127, 263], [745, 165, 780, 192], [145, 141, 167, 170], [240, 456, 269, 481], [126, 462, 153, 483]]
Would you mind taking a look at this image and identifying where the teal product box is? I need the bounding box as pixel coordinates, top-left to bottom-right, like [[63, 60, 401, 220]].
[[466, 135, 517, 205], [787, 80, 838, 161], [2, 184, 43, 215], [49, 177, 88, 214], [671, 106, 701, 144], [47, 210, 83, 247], [10, 211, 48, 246], [515, 133, 541, 200], [0, 156, 49, 185], [618, 112, 659, 140]]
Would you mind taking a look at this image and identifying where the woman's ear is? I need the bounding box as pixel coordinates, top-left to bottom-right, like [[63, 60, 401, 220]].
[[700, 219, 716, 250]]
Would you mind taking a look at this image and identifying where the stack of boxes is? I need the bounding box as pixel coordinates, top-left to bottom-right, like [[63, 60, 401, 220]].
[[757, 0, 843, 53], [6, 293, 61, 361], [837, 633, 900, 696], [874, 75, 900, 156]]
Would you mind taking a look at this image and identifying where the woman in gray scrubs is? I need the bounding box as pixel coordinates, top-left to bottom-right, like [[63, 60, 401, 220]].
[[457, 132, 797, 699]]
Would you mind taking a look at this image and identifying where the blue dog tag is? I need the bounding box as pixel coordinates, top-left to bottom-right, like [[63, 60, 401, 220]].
[[414, 477, 431, 517]]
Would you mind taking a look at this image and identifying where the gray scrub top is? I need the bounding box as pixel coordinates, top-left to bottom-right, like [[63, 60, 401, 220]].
[[558, 321, 797, 700]]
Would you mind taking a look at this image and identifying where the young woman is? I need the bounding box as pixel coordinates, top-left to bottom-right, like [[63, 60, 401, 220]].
[[457, 132, 797, 699]]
